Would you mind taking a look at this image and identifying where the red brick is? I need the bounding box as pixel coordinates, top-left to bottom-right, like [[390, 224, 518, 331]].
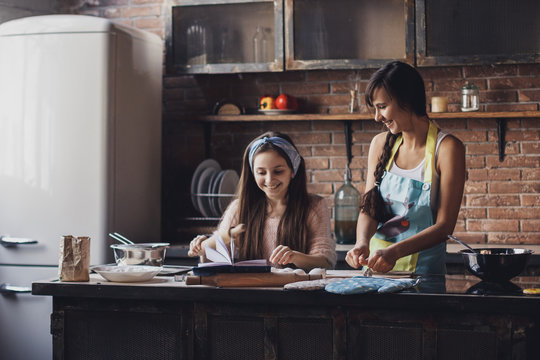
[[464, 64, 517, 77], [486, 155, 540, 169], [133, 0, 163, 4], [489, 77, 540, 90], [486, 168, 520, 181], [453, 129, 487, 142], [134, 17, 163, 29], [293, 133, 331, 145], [522, 142, 540, 154], [465, 194, 488, 206], [103, 8, 121, 18], [464, 181, 487, 194], [121, 5, 160, 17], [487, 233, 540, 244], [519, 90, 540, 102], [304, 157, 329, 170], [489, 181, 540, 194], [522, 168, 540, 180], [313, 170, 343, 182], [282, 83, 330, 96], [418, 67, 463, 80], [522, 194, 540, 206], [451, 232, 486, 244], [466, 143, 498, 155], [518, 64, 540, 75], [485, 103, 538, 112], [489, 207, 540, 219], [467, 220, 519, 232], [466, 156, 486, 169], [522, 220, 540, 232], [333, 157, 367, 171], [502, 129, 540, 141], [307, 183, 333, 195], [523, 119, 540, 128], [458, 208, 486, 219]]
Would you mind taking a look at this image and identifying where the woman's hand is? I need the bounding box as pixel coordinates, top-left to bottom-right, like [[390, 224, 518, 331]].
[[366, 247, 399, 273], [269, 245, 297, 266], [345, 244, 370, 269], [187, 234, 208, 257]]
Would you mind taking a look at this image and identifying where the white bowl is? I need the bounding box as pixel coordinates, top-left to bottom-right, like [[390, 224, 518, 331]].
[[92, 265, 162, 282]]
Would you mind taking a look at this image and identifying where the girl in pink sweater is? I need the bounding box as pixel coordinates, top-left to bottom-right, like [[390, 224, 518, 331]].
[[189, 131, 336, 270]]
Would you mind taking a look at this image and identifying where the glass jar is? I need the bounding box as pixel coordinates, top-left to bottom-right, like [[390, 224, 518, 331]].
[[334, 168, 360, 244], [461, 82, 480, 112]]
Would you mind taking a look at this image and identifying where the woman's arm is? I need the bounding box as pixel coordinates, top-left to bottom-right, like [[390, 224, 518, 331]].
[[367, 134, 466, 272], [346, 133, 386, 268]]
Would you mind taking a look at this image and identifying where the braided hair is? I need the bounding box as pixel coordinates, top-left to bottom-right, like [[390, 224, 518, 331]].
[[360, 61, 427, 223]]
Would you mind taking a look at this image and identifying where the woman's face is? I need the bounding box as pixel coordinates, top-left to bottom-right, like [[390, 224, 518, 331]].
[[252, 149, 293, 202], [372, 87, 412, 134]]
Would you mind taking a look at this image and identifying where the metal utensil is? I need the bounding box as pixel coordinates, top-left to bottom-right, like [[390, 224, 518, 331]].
[[448, 234, 477, 253], [108, 232, 135, 245]]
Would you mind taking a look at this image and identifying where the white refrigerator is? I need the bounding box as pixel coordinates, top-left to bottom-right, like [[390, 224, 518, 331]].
[[0, 15, 162, 360]]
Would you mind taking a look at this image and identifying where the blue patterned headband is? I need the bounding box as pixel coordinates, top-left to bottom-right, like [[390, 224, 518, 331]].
[[248, 136, 302, 176]]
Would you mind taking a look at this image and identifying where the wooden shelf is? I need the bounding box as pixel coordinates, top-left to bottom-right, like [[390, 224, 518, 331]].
[[193, 111, 540, 122]]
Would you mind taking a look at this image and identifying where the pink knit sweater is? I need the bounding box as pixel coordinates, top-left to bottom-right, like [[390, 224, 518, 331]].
[[217, 194, 336, 268]]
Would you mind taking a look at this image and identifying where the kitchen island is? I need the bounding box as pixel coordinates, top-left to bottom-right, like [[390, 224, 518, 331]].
[[33, 273, 540, 360]]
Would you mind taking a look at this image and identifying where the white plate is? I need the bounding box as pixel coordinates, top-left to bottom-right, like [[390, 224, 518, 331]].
[[210, 170, 226, 217], [197, 167, 218, 218], [190, 159, 221, 213], [259, 109, 296, 115], [218, 169, 239, 214], [92, 265, 162, 282]]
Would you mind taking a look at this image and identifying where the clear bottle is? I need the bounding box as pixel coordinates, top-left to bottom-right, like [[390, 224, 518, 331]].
[[253, 26, 264, 63], [461, 81, 480, 112], [334, 167, 361, 245], [186, 20, 208, 65]]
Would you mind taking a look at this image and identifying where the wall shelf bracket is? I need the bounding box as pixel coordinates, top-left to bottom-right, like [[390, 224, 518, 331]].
[[497, 118, 506, 162]]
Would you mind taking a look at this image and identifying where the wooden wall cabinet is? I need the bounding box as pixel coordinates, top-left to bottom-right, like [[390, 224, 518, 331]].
[[168, 0, 414, 74], [416, 0, 540, 66]]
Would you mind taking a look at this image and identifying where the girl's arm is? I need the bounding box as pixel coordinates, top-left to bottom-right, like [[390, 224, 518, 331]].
[[367, 135, 466, 272], [270, 196, 336, 271]]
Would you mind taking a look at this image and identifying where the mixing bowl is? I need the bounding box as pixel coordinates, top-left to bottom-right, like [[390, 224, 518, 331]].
[[110, 243, 169, 267], [459, 248, 533, 282]]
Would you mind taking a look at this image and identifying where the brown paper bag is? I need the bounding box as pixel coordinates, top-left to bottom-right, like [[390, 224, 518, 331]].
[[59, 235, 90, 282]]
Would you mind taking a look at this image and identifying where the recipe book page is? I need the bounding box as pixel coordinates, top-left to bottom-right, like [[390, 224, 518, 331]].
[[197, 233, 267, 267]]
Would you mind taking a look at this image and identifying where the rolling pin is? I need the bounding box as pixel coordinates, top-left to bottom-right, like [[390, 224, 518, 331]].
[[185, 272, 323, 287]]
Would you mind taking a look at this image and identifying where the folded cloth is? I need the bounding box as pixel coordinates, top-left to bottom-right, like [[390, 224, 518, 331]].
[[284, 277, 342, 291], [324, 276, 418, 295]]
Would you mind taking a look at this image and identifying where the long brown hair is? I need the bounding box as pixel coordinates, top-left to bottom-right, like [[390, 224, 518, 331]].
[[235, 131, 311, 260], [361, 61, 427, 222]]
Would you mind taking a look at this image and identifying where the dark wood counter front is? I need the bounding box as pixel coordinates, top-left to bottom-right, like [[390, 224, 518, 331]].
[[33, 274, 540, 360]]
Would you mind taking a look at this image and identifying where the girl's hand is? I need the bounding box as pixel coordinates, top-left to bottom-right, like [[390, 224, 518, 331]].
[[366, 247, 399, 273], [269, 245, 296, 266], [345, 244, 370, 269], [188, 234, 208, 257]]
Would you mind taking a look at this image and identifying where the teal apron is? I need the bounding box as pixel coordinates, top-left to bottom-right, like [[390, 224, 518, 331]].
[[370, 121, 446, 275]]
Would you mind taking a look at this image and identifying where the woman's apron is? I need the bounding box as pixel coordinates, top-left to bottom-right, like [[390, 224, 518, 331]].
[[370, 121, 446, 275]]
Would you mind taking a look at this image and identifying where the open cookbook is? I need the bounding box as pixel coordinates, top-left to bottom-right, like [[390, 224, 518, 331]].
[[192, 233, 270, 276]]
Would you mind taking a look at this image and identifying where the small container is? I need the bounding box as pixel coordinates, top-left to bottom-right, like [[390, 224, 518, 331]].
[[334, 167, 360, 244], [110, 243, 170, 267], [461, 82, 480, 112], [431, 96, 448, 113]]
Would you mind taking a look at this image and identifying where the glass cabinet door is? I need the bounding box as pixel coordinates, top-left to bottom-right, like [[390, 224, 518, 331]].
[[416, 0, 540, 66], [285, 0, 415, 70], [169, 0, 283, 74]]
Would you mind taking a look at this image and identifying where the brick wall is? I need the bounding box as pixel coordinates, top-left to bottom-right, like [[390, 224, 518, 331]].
[[65, 1, 540, 246]]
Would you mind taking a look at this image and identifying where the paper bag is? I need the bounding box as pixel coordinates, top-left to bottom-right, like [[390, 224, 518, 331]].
[[59, 235, 90, 282]]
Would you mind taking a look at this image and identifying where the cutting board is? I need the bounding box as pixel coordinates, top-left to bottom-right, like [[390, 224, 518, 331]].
[[185, 272, 323, 287]]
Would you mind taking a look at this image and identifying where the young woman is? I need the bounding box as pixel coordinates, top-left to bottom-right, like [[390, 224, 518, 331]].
[[346, 61, 466, 275], [189, 131, 336, 270]]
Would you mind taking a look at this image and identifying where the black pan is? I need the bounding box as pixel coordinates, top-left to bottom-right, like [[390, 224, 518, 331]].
[[459, 248, 533, 282]]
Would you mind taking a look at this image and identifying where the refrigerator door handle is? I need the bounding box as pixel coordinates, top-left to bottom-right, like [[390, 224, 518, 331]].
[[1, 283, 32, 295], [0, 236, 38, 247]]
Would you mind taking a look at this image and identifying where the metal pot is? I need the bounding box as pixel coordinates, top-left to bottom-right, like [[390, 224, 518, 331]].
[[459, 248, 533, 282], [110, 243, 169, 267]]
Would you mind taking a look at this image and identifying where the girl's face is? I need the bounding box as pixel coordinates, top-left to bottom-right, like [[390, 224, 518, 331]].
[[252, 149, 293, 202], [372, 87, 412, 134]]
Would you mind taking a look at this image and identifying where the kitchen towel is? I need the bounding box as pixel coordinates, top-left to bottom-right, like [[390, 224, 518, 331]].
[[324, 276, 418, 295]]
